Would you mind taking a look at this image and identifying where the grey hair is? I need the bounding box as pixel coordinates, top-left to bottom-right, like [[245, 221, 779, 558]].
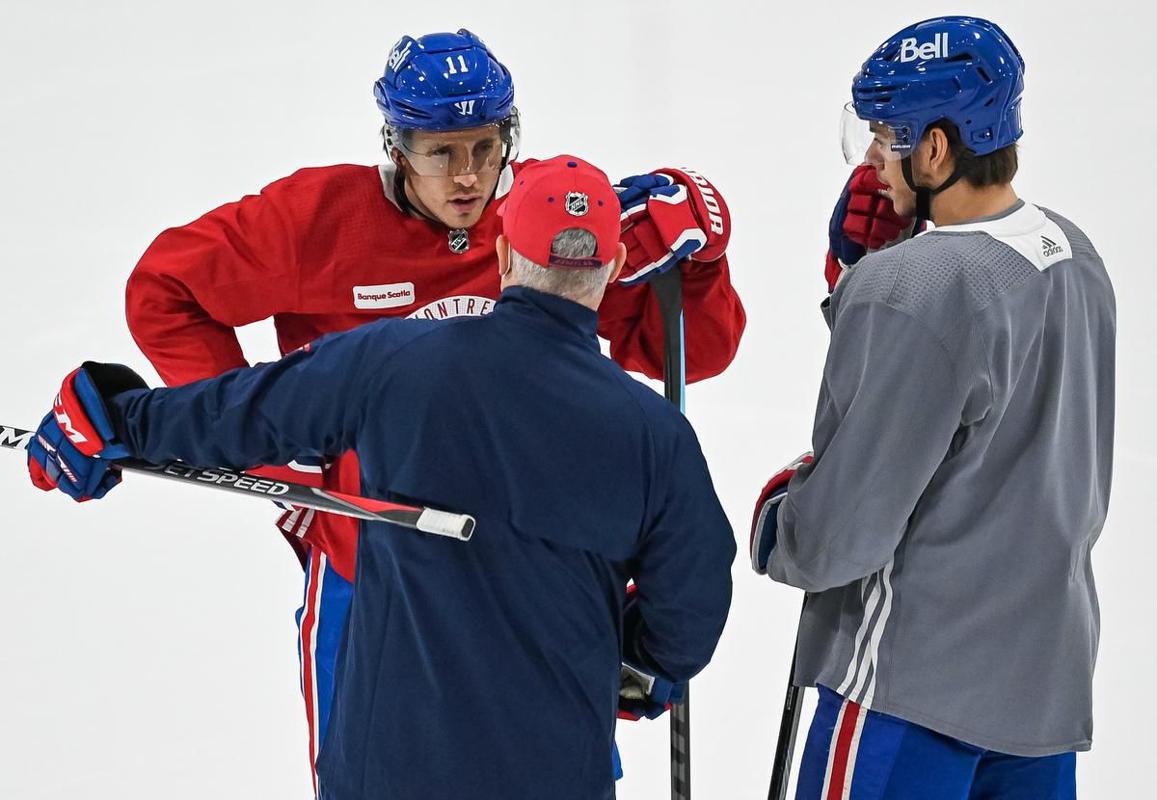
[[509, 228, 616, 303]]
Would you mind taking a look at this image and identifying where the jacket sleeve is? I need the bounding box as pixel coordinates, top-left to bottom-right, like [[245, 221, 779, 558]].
[[625, 418, 735, 683], [768, 300, 969, 592], [124, 173, 311, 386], [598, 255, 746, 383], [108, 322, 400, 470]]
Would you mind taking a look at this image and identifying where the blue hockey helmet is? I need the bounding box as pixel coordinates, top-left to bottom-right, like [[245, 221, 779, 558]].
[[374, 29, 520, 176], [841, 16, 1025, 165]]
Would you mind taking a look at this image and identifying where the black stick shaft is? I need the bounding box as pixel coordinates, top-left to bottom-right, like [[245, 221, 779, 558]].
[[652, 268, 690, 800], [2, 424, 474, 540], [767, 599, 807, 800], [767, 652, 802, 799]]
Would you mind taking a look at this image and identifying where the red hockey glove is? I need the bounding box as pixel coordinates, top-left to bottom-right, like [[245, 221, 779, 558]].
[[750, 452, 813, 575], [616, 168, 730, 286], [826, 164, 919, 292], [27, 363, 147, 502]]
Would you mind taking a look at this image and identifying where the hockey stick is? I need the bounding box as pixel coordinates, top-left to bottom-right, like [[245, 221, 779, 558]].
[[652, 267, 691, 800], [767, 599, 806, 800], [2, 424, 475, 541]]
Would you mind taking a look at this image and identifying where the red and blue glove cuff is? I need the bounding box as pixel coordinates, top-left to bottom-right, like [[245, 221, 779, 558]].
[[54, 366, 132, 458], [750, 452, 813, 575]]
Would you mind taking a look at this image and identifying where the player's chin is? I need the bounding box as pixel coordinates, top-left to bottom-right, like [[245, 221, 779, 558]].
[[889, 194, 916, 219], [441, 201, 486, 229]]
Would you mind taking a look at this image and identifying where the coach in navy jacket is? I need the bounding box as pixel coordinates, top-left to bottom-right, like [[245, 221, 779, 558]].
[[31, 156, 735, 799]]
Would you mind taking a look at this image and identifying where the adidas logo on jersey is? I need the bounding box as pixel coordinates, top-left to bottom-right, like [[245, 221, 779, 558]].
[[1041, 235, 1064, 258], [899, 33, 948, 63]]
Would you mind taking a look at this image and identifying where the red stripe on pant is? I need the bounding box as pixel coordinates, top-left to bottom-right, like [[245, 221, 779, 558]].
[[300, 552, 325, 798], [827, 698, 864, 799]]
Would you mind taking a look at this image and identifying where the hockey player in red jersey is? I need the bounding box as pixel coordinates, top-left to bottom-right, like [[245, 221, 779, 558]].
[[123, 29, 745, 793]]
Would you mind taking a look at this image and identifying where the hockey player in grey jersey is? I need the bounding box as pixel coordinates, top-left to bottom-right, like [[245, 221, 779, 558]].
[[750, 16, 1114, 799]]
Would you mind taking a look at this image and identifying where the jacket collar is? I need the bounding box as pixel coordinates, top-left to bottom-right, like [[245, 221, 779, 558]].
[[493, 286, 600, 348]]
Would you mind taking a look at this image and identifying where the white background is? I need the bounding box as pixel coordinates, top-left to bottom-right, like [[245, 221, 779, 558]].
[[1, 1, 1152, 797]]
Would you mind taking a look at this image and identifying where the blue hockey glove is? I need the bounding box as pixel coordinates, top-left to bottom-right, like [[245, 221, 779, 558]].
[[750, 452, 813, 574], [27, 363, 147, 502], [618, 582, 686, 720]]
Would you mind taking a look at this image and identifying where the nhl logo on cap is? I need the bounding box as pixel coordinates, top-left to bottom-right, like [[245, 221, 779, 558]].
[[564, 192, 589, 217], [448, 228, 470, 254]]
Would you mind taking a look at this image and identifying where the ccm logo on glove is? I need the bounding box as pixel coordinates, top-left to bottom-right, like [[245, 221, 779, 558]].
[[52, 406, 90, 447]]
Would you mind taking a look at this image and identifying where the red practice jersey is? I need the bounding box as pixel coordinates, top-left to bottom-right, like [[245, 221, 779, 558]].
[[126, 161, 746, 579]]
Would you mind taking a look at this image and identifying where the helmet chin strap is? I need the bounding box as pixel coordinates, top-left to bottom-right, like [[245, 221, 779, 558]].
[[900, 157, 963, 229], [393, 164, 443, 225]]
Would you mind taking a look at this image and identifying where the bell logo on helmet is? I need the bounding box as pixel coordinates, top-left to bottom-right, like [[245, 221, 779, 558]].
[[388, 40, 412, 72], [899, 32, 949, 63], [565, 192, 589, 217]]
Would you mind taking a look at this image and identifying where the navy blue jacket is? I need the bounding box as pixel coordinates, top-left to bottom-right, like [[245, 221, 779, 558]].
[[110, 286, 735, 799]]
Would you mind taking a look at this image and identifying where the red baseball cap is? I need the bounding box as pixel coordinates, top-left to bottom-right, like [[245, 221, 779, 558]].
[[499, 155, 620, 268]]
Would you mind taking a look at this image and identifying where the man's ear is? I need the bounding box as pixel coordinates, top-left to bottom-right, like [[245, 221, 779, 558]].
[[496, 234, 512, 278], [925, 127, 954, 180], [608, 242, 627, 285]]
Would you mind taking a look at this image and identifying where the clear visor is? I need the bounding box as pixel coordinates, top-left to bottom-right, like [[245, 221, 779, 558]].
[[839, 102, 915, 166], [391, 111, 520, 177]]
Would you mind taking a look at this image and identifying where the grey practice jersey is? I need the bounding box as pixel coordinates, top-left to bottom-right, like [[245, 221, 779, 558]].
[[770, 201, 1115, 756]]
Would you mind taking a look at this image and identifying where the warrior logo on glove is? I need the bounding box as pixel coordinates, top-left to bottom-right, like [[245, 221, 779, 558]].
[[615, 167, 731, 286], [680, 169, 725, 235]]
